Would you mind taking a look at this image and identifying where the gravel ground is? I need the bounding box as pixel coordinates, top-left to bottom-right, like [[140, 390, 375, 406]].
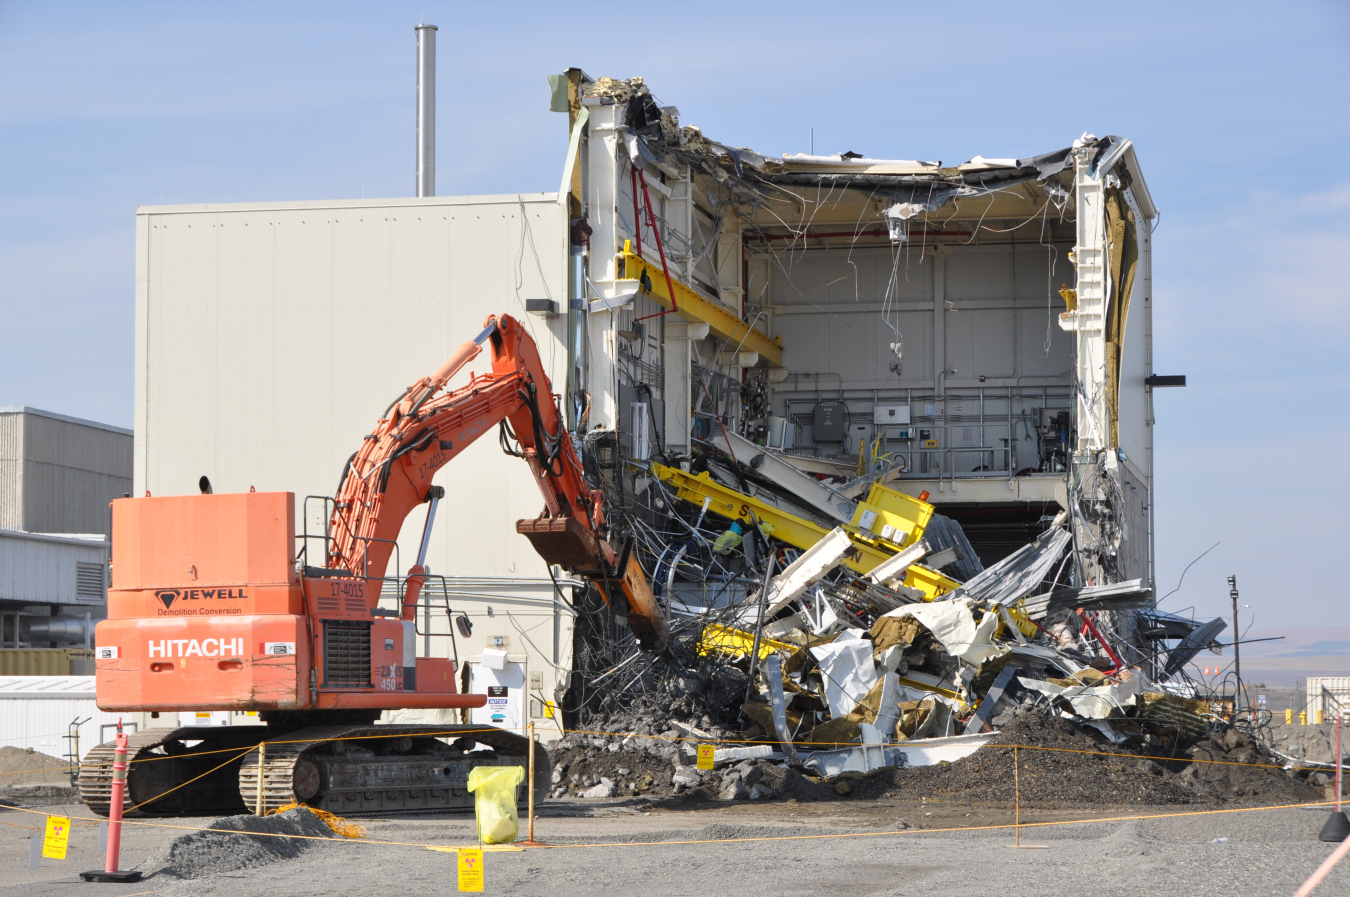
[[3, 796, 1347, 896]]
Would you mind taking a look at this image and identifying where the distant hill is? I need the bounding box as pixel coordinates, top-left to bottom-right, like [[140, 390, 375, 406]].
[[1183, 626, 1350, 688], [1230, 626, 1350, 658]]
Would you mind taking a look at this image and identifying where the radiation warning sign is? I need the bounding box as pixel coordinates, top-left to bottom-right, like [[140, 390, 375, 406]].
[[696, 743, 715, 770], [42, 816, 70, 859], [458, 847, 484, 892]]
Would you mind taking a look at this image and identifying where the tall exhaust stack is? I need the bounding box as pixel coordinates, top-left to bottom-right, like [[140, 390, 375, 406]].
[[415, 23, 437, 197]]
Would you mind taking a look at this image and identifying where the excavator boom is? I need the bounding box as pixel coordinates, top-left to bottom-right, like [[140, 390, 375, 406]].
[[325, 314, 666, 649], [85, 313, 664, 820]]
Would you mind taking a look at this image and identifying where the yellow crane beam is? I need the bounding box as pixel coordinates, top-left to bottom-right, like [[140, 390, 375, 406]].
[[650, 464, 962, 601], [618, 247, 783, 367], [650, 463, 887, 574]]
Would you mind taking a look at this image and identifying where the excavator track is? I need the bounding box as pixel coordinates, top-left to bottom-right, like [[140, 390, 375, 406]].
[[80, 723, 548, 818], [79, 726, 266, 818], [238, 724, 550, 817]]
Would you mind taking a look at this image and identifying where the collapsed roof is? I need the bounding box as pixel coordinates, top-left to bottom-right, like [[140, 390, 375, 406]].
[[576, 73, 1156, 233]]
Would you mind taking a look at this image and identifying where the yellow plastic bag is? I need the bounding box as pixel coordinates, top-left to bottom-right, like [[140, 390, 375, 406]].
[[466, 765, 525, 844]]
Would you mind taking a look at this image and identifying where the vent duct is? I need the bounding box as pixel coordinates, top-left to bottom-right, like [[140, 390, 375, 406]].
[[415, 23, 437, 197]]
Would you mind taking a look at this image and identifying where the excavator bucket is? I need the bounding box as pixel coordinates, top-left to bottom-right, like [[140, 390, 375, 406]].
[[617, 553, 668, 652], [516, 517, 666, 651], [515, 516, 603, 573]]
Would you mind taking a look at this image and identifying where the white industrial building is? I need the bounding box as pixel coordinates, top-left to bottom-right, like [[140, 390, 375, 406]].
[[131, 70, 1169, 739], [0, 676, 157, 760]]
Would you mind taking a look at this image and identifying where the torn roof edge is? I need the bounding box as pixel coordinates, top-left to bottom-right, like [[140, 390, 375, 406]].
[[570, 70, 1156, 218]]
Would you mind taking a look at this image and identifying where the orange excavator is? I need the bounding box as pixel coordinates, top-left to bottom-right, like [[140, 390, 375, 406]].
[[79, 314, 666, 817]]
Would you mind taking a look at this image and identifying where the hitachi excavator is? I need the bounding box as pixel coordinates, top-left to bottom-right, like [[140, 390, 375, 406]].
[[79, 314, 666, 817]]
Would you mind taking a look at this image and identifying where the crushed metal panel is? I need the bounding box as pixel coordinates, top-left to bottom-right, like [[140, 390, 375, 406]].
[[801, 723, 898, 777], [948, 527, 1071, 606], [809, 629, 878, 718], [893, 732, 999, 767], [711, 429, 852, 523]]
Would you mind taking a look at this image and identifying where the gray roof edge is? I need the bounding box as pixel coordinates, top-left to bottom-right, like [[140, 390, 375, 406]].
[[0, 406, 133, 436], [136, 192, 561, 216], [0, 528, 110, 547]]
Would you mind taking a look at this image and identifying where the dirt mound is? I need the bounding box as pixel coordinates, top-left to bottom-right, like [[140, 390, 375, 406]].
[[1178, 728, 1323, 804], [850, 712, 1321, 807], [1099, 821, 1165, 858], [137, 808, 337, 879], [0, 746, 72, 784], [548, 709, 1322, 810]]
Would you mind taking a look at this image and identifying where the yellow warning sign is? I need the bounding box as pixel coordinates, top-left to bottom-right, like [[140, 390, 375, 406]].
[[696, 743, 715, 770], [457, 847, 484, 892], [42, 816, 70, 860]]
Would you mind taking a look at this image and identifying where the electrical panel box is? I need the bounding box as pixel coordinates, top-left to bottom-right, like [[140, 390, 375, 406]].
[[874, 404, 910, 425], [812, 401, 849, 442], [849, 483, 935, 549], [848, 423, 871, 452]]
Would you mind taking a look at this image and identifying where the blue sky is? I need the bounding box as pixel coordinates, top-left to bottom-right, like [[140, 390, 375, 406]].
[[1, 1, 1347, 625]]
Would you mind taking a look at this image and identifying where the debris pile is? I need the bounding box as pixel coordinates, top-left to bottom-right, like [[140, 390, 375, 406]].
[[558, 436, 1320, 806], [137, 807, 336, 879], [550, 706, 1319, 807], [0, 746, 77, 805]]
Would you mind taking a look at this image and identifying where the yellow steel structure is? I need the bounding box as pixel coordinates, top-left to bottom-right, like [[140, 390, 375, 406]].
[[898, 564, 961, 601], [617, 245, 783, 366], [651, 463, 892, 574], [697, 623, 797, 662], [849, 483, 935, 551]]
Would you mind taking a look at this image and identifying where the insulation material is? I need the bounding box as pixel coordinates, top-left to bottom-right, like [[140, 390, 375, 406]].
[[808, 629, 878, 718], [1103, 182, 1139, 447], [882, 599, 1003, 667]]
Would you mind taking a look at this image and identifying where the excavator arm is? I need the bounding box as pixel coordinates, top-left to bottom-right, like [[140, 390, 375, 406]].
[[325, 314, 667, 650]]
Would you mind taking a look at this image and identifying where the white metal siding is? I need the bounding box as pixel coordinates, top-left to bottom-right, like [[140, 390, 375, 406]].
[[0, 409, 132, 537], [1307, 677, 1350, 719], [0, 677, 159, 759], [137, 194, 567, 580], [134, 194, 574, 724], [22, 414, 132, 536], [0, 414, 21, 531], [0, 530, 109, 606], [1116, 188, 1152, 465]]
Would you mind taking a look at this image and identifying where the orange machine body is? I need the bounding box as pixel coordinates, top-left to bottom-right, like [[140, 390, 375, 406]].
[[96, 491, 481, 713]]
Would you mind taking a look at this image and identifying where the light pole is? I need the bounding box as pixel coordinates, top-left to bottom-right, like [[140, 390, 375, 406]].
[[1228, 574, 1241, 713]]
